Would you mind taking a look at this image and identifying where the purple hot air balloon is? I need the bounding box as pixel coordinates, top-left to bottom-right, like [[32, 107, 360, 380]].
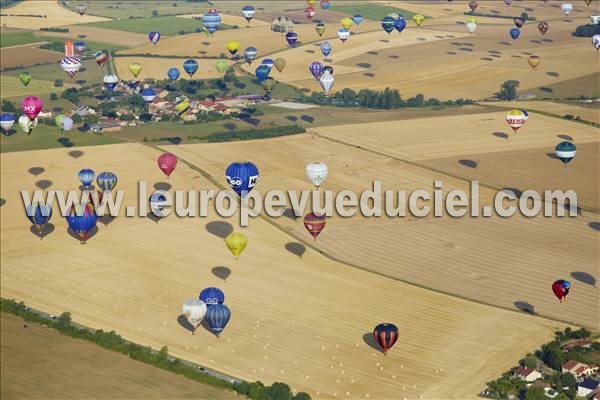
[[149, 31, 161, 45], [285, 31, 299, 46], [20, 96, 43, 121], [309, 61, 324, 80]]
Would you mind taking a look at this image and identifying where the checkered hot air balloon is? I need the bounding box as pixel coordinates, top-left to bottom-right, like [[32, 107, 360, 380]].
[[59, 56, 82, 78], [303, 212, 326, 240], [309, 61, 324, 80]]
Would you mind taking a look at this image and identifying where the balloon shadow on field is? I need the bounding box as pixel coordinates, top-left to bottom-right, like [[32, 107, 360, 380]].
[[458, 47, 473, 52], [147, 211, 162, 224], [557, 134, 573, 141], [67, 226, 98, 243], [588, 222, 600, 232], [212, 266, 231, 281], [514, 301, 535, 315], [547, 72, 560, 77], [458, 159, 478, 169], [498, 41, 511, 46], [571, 271, 596, 286], [379, 39, 389, 43], [388, 55, 399, 59], [501, 187, 523, 198], [168, 137, 182, 145], [28, 166, 45, 176], [367, 51, 378, 55], [446, 52, 457, 55], [481, 57, 493, 62], [304, 49, 315, 54], [541, 38, 553, 43], [540, 87, 553, 93], [300, 115, 315, 123], [0, 198, 6, 207], [530, 39, 541, 44], [356, 63, 372, 68], [177, 315, 195, 334], [68, 150, 84, 158], [362, 333, 384, 354], [2, 128, 17, 137], [30, 223, 55, 239], [35, 180, 52, 190], [57, 138, 74, 148], [285, 242, 306, 257], [493, 132, 509, 139], [98, 215, 116, 226], [205, 221, 233, 239], [200, 319, 219, 337], [546, 152, 559, 160], [282, 208, 300, 220], [363, 72, 375, 78], [286, 115, 298, 122], [154, 182, 172, 192]]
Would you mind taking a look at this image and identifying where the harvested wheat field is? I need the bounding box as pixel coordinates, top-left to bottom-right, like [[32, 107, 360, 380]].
[[0, 45, 62, 70], [0, 1, 109, 29], [0, 313, 238, 400], [483, 101, 600, 125], [38, 26, 149, 48], [0, 143, 566, 399], [113, 57, 233, 81], [176, 13, 270, 27]]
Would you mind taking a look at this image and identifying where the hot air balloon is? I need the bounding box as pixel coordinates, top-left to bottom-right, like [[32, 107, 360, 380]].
[[337, 28, 350, 43], [58, 116, 73, 132], [203, 9, 221, 35], [181, 299, 207, 334], [55, 114, 65, 129], [552, 279, 572, 302], [129, 63, 142, 78], [183, 59, 199, 77], [59, 56, 82, 78], [200, 287, 225, 306], [167, 67, 180, 81], [468, 1, 478, 12], [0, 113, 15, 132], [509, 28, 520, 40], [521, 109, 529, 121], [320, 69, 334, 95], [19, 72, 32, 86], [149, 191, 168, 220], [286, 31, 299, 46], [320, 41, 332, 58], [341, 17, 353, 30], [555, 141, 576, 166], [96, 172, 117, 193], [158, 153, 177, 178], [241, 5, 255, 24], [561, 3, 573, 15], [306, 162, 328, 188], [513, 17, 525, 28], [413, 14, 424, 27], [261, 58, 274, 69], [381, 16, 396, 33], [95, 51, 109, 66], [373, 323, 399, 355], [506, 109, 526, 133], [226, 40, 240, 56], [21, 96, 42, 120], [394, 16, 406, 33], [148, 31, 160, 45], [76, 4, 87, 16], [66, 203, 97, 244], [103, 74, 118, 92], [307, 0, 317, 5], [304, 212, 326, 239], [538, 21, 549, 35], [141, 87, 156, 103], [175, 98, 190, 118], [315, 22, 326, 37], [466, 16, 477, 33], [504, 0, 512, 5], [352, 15, 363, 25], [590, 15, 600, 24], [305, 6, 316, 21], [19, 115, 37, 134], [262, 78, 278, 99], [593, 34, 600, 50], [320, 0, 331, 10], [309, 61, 324, 79], [255, 65, 270, 82], [274, 58, 286, 73], [528, 55, 540, 69], [585, 0, 593, 6], [225, 232, 248, 258], [79, 169, 95, 188], [26, 203, 52, 237], [244, 47, 257, 64], [205, 304, 231, 336], [74, 41, 86, 54], [215, 60, 229, 74], [323, 65, 333, 75], [226, 162, 259, 197]]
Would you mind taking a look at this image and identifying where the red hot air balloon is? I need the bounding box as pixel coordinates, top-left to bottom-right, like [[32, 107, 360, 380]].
[[552, 280, 572, 303], [468, 1, 478, 12], [373, 323, 399, 355], [158, 153, 177, 178], [20, 96, 43, 120], [303, 212, 325, 240], [305, 6, 316, 21], [538, 21, 549, 35]]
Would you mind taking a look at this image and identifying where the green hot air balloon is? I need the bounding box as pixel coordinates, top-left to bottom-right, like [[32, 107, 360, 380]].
[[55, 114, 66, 129], [19, 72, 32, 86], [215, 60, 229, 74]]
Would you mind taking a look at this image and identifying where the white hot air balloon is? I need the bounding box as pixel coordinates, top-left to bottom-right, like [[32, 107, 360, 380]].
[[61, 117, 74, 132], [320, 70, 334, 96], [103, 74, 119, 92], [59, 56, 82, 78], [591, 15, 600, 25], [306, 162, 328, 188], [561, 3, 572, 15], [466, 21, 477, 33], [19, 115, 37, 134], [181, 299, 207, 334], [593, 34, 600, 50]]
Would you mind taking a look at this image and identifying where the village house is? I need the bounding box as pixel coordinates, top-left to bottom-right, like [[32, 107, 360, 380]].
[[528, 382, 558, 399], [73, 104, 97, 116], [577, 379, 600, 398], [271, 16, 294, 33], [514, 366, 542, 382], [562, 360, 600, 379], [562, 339, 594, 352], [89, 119, 122, 133], [148, 98, 172, 115]]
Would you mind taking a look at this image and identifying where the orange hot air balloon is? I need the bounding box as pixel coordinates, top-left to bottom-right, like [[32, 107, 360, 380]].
[[528, 55, 540, 69]]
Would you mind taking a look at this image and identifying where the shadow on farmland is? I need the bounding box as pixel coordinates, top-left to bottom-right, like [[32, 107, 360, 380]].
[[435, 35, 445, 39], [356, 63, 372, 68], [522, 52, 533, 56], [388, 55, 399, 59], [451, 42, 461, 46], [379, 39, 390, 43], [446, 51, 457, 55], [0, 198, 5, 207], [498, 41, 511, 46], [458, 47, 473, 52], [488, 50, 501, 54], [200, 319, 220, 337], [416, 37, 426, 41], [300, 115, 315, 123], [492, 131, 509, 139], [501, 187, 523, 198], [541, 38, 553, 43], [206, 221, 233, 239], [1, 129, 17, 137], [511, 55, 522, 58], [587, 222, 599, 231], [363, 72, 375, 77], [456, 21, 465, 25], [546, 72, 560, 77], [305, 49, 315, 54], [282, 208, 300, 221], [223, 123, 237, 131], [458, 159, 478, 169], [35, 180, 52, 190], [201, 41, 210, 46], [233, 82, 246, 89], [177, 315, 195, 334], [30, 223, 55, 240], [168, 137, 182, 145], [514, 301, 535, 315], [530, 39, 541, 44], [28, 166, 45, 176], [490, 10, 500, 14], [212, 266, 231, 282], [446, 35, 455, 38], [98, 215, 116, 226], [489, 54, 501, 58], [481, 57, 494, 61], [367, 51, 378, 55], [525, 7, 534, 11], [562, 19, 573, 23], [461, 42, 474, 47], [362, 333, 384, 354], [285, 242, 306, 258], [557, 134, 573, 141], [67, 226, 98, 244], [546, 152, 559, 160], [559, 203, 582, 216], [58, 138, 74, 148], [540, 87, 554, 93], [286, 115, 298, 122], [147, 211, 162, 224]]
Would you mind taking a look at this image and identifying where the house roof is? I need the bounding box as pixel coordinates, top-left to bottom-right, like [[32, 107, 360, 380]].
[[579, 379, 600, 390], [563, 339, 593, 350], [515, 366, 536, 377], [563, 360, 583, 370], [213, 104, 229, 111], [199, 101, 217, 107]]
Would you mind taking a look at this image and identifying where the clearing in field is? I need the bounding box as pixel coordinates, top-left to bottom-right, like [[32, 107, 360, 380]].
[[0, 0, 109, 29], [0, 28, 42, 48], [37, 26, 149, 48], [0, 45, 62, 70], [83, 15, 209, 36], [481, 100, 600, 125], [0, 143, 564, 399], [113, 57, 234, 82], [0, 313, 238, 400], [0, 75, 64, 99]]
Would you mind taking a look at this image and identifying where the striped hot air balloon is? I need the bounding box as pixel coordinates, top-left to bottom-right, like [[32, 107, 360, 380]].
[[203, 9, 221, 34], [555, 141, 576, 167], [96, 172, 117, 193], [373, 323, 399, 355], [244, 47, 257, 64], [26, 203, 52, 236], [205, 304, 231, 336], [66, 203, 97, 244], [309, 61, 324, 80], [303, 212, 326, 240], [506, 109, 527, 133], [59, 56, 82, 78], [78, 169, 95, 188], [225, 232, 248, 258]]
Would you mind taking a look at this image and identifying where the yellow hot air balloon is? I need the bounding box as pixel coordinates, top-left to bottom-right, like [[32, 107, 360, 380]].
[[528, 55, 540, 69], [413, 14, 424, 27], [215, 59, 229, 74], [340, 17, 353, 30], [226, 40, 240, 56], [226, 232, 248, 258], [307, 0, 317, 5], [175, 99, 190, 118], [129, 63, 142, 78], [315, 22, 326, 37], [274, 57, 286, 73]]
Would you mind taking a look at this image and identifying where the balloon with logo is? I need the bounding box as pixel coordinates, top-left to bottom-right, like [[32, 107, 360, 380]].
[[0, 113, 15, 132], [167, 67, 180, 81], [394, 16, 406, 33], [149, 31, 160, 45], [309, 61, 324, 80], [60, 56, 82, 78], [274, 57, 286, 73], [320, 0, 331, 10], [21, 96, 42, 121], [241, 5, 255, 24], [96, 172, 118, 193], [158, 153, 177, 178], [506, 109, 527, 133], [466, 16, 477, 33], [593, 34, 600, 50], [413, 14, 424, 27], [315, 22, 326, 37], [320, 70, 334, 95], [183, 59, 198, 77], [337, 28, 350, 43], [141, 87, 156, 103], [373, 323, 399, 355], [513, 17, 525, 28], [95, 51, 109, 66], [286, 31, 299, 46], [304, 212, 326, 240], [181, 299, 207, 333], [225, 232, 248, 259], [200, 287, 225, 306], [261, 58, 274, 69], [203, 9, 221, 35], [103, 74, 118, 91], [19, 72, 32, 86], [320, 41, 332, 58], [76, 4, 87, 16], [341, 17, 353, 30], [538, 21, 549, 35], [561, 3, 573, 15], [352, 15, 363, 25], [215, 60, 229, 74], [306, 162, 328, 188], [305, 6, 316, 21], [528, 55, 540, 69], [509, 28, 520, 40], [74, 41, 86, 54], [255, 64, 270, 82], [129, 62, 142, 78], [26, 203, 52, 238], [381, 16, 395, 33], [555, 142, 576, 167], [226, 162, 259, 197], [244, 47, 257, 64], [226, 40, 240, 56], [78, 169, 95, 188], [66, 203, 97, 244], [19, 115, 37, 134], [468, 1, 478, 12], [205, 304, 231, 337]]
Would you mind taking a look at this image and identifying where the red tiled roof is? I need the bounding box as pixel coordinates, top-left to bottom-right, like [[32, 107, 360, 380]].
[[563, 360, 582, 370], [515, 366, 535, 377]]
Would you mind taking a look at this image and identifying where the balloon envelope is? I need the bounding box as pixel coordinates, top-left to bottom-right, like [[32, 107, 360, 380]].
[[59, 56, 82, 78], [513, 17, 525, 28], [538, 21, 549, 35], [103, 74, 118, 91], [141, 87, 157, 103], [528, 55, 540, 69], [149, 31, 161, 45], [183, 59, 199, 77], [226, 162, 259, 196], [413, 14, 424, 26], [241, 5, 255, 22], [167, 67, 180, 81], [341, 17, 353, 30], [315, 22, 326, 36], [304, 212, 326, 239], [306, 162, 328, 187], [74, 41, 86, 53], [274, 57, 286, 73], [509, 28, 520, 40], [286, 31, 299, 46], [373, 323, 399, 354], [95, 51, 109, 66], [203, 9, 221, 34], [555, 141, 576, 165], [309, 61, 324, 79], [61, 117, 73, 132], [19, 72, 32, 86], [320, 70, 334, 95], [182, 299, 207, 327], [226, 40, 240, 55], [205, 304, 231, 336], [0, 113, 15, 131], [66, 203, 97, 243], [352, 15, 363, 25], [129, 63, 142, 78], [21, 96, 42, 120], [593, 34, 600, 50], [244, 47, 257, 64], [226, 232, 248, 258], [78, 169, 95, 187], [255, 65, 271, 82], [305, 6, 316, 21], [158, 153, 177, 177], [26, 203, 52, 231], [200, 287, 225, 306], [215, 60, 229, 73], [97, 171, 118, 192], [261, 58, 274, 69], [337, 28, 350, 42], [320, 41, 332, 57], [381, 16, 395, 33], [506, 109, 526, 133], [394, 17, 406, 33], [19, 115, 37, 133]]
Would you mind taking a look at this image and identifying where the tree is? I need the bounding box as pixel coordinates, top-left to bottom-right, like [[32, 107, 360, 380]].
[[496, 80, 520, 101], [54, 79, 63, 87], [524, 355, 538, 369], [266, 382, 292, 400], [152, 9, 158, 16], [50, 93, 58, 100], [1, 99, 16, 113], [57, 312, 72, 328], [561, 372, 576, 388], [293, 393, 311, 400], [525, 387, 545, 400]]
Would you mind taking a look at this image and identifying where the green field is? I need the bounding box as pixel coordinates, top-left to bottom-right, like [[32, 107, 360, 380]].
[[0, 29, 41, 48], [37, 35, 128, 53], [3, 61, 104, 92], [83, 16, 208, 36], [329, 4, 420, 21], [0, 76, 64, 99], [63, 0, 211, 19]]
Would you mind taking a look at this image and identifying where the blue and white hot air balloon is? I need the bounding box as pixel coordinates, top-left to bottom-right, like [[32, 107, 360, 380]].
[[203, 9, 221, 35], [141, 87, 157, 103], [148, 31, 161, 45], [226, 162, 259, 197], [204, 304, 231, 336], [255, 65, 271, 82], [78, 169, 95, 188], [74, 41, 86, 54], [167, 67, 180, 81], [183, 59, 199, 77], [66, 203, 97, 244], [103, 74, 118, 92], [510, 28, 521, 40], [261, 58, 274, 69], [285, 31, 299, 46], [244, 47, 257, 64], [199, 287, 225, 306], [241, 5, 255, 24], [96, 171, 118, 193], [149, 191, 168, 220], [26, 203, 52, 233], [320, 41, 332, 58], [555, 141, 576, 166], [352, 15, 363, 25], [0, 113, 15, 132], [381, 16, 396, 33]]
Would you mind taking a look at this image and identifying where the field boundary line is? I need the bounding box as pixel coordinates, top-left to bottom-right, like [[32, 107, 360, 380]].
[[477, 103, 600, 129], [1, 41, 48, 50]]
